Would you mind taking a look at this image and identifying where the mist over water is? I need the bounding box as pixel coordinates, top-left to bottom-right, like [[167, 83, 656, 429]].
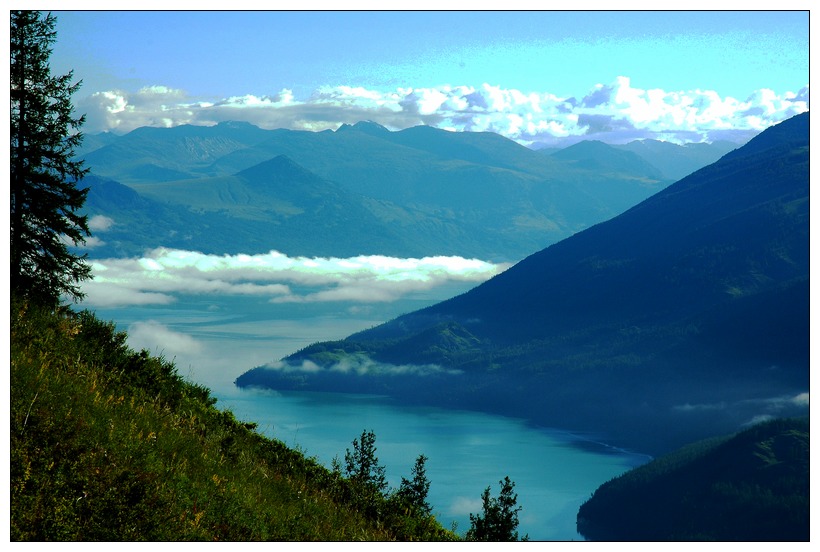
[[83, 280, 650, 540]]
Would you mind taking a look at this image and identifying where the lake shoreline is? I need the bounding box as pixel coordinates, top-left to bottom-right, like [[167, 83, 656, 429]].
[[216, 386, 652, 540]]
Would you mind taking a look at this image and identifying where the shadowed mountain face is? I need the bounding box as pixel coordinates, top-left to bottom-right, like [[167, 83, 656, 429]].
[[239, 113, 809, 455], [79, 121, 686, 262], [577, 417, 809, 541]]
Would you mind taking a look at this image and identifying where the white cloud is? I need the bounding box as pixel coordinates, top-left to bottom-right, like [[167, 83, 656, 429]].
[[126, 320, 204, 357], [741, 414, 775, 427], [81, 236, 106, 249], [80, 279, 176, 307], [61, 233, 105, 249], [80, 87, 195, 131], [79, 247, 509, 308], [790, 392, 810, 406], [448, 496, 483, 517], [672, 401, 727, 412], [263, 355, 462, 377], [87, 214, 115, 232], [673, 392, 809, 414], [78, 77, 809, 146]]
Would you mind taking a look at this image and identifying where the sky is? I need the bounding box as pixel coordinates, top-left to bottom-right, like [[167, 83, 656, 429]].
[[42, 7, 810, 146]]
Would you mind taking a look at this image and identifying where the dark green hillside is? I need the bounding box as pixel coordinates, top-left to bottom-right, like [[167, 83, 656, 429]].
[[245, 112, 809, 455], [10, 300, 456, 541], [576, 417, 809, 541]]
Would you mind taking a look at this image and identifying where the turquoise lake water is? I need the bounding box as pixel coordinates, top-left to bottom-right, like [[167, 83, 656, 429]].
[[217, 387, 649, 540], [88, 290, 650, 540]]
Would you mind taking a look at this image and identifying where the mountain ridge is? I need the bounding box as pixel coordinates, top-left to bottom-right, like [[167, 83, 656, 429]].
[[237, 112, 809, 454], [576, 416, 809, 541], [79, 121, 709, 262]]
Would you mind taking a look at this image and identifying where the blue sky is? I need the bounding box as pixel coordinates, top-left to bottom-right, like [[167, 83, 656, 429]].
[[46, 8, 809, 146]]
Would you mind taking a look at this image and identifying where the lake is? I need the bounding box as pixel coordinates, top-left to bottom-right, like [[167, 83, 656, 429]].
[[82, 261, 650, 541], [218, 387, 649, 541]]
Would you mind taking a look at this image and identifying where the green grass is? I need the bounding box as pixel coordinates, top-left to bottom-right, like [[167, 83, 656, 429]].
[[10, 299, 458, 541]]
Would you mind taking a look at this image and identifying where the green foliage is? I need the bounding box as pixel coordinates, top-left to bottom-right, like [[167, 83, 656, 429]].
[[577, 417, 809, 541], [342, 429, 389, 519], [395, 455, 433, 517], [10, 299, 457, 541], [344, 429, 388, 494], [10, 11, 91, 305], [466, 476, 527, 542], [338, 433, 450, 541]]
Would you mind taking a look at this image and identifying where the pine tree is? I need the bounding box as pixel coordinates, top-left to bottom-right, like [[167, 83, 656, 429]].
[[344, 429, 388, 494], [397, 454, 432, 516], [11, 10, 91, 305], [466, 476, 527, 541]]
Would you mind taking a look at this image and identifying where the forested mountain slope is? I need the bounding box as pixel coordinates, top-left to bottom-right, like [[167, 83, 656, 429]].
[[577, 417, 809, 541], [238, 113, 809, 455]]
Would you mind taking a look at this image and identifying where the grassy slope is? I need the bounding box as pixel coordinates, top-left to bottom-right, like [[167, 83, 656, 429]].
[[10, 300, 456, 541]]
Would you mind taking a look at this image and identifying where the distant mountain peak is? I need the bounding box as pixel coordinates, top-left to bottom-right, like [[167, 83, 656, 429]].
[[234, 154, 319, 182], [336, 120, 391, 135], [551, 139, 665, 179], [216, 120, 261, 130]]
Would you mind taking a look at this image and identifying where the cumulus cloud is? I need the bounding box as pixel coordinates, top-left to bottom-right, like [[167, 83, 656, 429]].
[[790, 392, 810, 406], [79, 85, 195, 132], [78, 77, 809, 146], [79, 247, 508, 308]]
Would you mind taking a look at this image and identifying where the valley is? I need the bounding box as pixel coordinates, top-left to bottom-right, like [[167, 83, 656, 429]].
[[236, 113, 810, 455], [14, 10, 808, 542], [74, 113, 808, 538]]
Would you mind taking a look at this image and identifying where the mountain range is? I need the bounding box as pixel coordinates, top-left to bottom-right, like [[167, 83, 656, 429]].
[[235, 112, 810, 455], [78, 121, 735, 262]]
